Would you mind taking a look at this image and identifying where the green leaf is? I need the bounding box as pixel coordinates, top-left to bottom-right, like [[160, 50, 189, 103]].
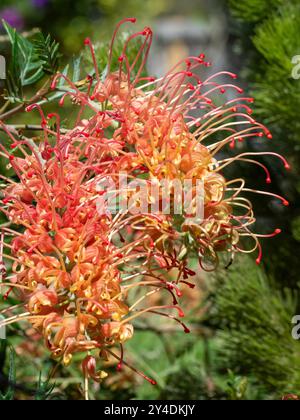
[[0, 346, 16, 400], [2, 20, 44, 101], [33, 33, 61, 75]]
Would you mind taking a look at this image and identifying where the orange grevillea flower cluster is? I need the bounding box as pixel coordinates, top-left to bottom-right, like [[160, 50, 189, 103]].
[[0, 18, 289, 385]]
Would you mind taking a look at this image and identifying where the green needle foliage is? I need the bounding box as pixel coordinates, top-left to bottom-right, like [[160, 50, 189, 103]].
[[211, 257, 300, 395], [227, 0, 300, 288], [252, 5, 300, 146], [228, 0, 283, 23]]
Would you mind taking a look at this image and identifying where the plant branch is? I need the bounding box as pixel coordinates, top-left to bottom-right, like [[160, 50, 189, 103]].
[[0, 81, 52, 121]]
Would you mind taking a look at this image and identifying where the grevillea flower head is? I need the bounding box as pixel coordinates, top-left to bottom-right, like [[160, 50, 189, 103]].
[[0, 18, 289, 396]]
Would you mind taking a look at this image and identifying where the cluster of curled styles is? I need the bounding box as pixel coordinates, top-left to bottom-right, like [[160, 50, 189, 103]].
[[0, 18, 289, 389]]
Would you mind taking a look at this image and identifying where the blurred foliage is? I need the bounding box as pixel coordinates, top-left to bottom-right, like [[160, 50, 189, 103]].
[[0, 0, 169, 54], [229, 0, 283, 23], [211, 257, 300, 396], [227, 0, 300, 288], [252, 5, 300, 146]]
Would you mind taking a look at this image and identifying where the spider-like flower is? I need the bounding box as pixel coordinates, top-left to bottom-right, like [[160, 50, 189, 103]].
[[0, 18, 289, 394]]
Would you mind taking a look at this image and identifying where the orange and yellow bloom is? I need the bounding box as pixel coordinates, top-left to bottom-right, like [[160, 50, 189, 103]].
[[0, 18, 289, 392]]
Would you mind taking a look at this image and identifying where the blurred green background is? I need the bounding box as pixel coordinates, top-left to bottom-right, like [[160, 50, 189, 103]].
[[1, 0, 300, 400]]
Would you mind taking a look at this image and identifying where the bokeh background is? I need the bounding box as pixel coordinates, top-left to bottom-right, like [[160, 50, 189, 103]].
[[1, 0, 300, 400]]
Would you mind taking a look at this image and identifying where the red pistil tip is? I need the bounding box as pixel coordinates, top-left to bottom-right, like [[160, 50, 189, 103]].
[[184, 327, 191, 334], [274, 229, 282, 235], [150, 379, 157, 386], [9, 155, 15, 162], [256, 258, 262, 265], [237, 88, 244, 94], [118, 55, 124, 62], [199, 53, 205, 59], [25, 104, 37, 112], [220, 88, 226, 94], [283, 200, 289, 207], [285, 163, 291, 170], [266, 132, 273, 139], [231, 73, 238, 79], [266, 177, 272, 184], [117, 362, 122, 371], [84, 38, 91, 45], [142, 27, 152, 36], [178, 309, 185, 318], [128, 17, 137, 23], [10, 143, 18, 149]]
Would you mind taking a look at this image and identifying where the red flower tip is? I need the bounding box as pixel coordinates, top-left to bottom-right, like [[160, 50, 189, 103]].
[[274, 229, 282, 235], [184, 327, 191, 334], [47, 113, 55, 119], [142, 27, 152, 36], [25, 104, 37, 112], [220, 88, 226, 94], [266, 132, 273, 139], [199, 53, 205, 59], [9, 155, 15, 162], [150, 379, 157, 386], [118, 55, 125, 62], [128, 17, 137, 23], [10, 143, 18, 149], [266, 177, 272, 184], [283, 200, 289, 207], [84, 38, 91, 45], [285, 163, 291, 170], [256, 257, 262, 265], [2, 197, 11, 204], [237, 87, 244, 94], [178, 309, 185, 318]]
